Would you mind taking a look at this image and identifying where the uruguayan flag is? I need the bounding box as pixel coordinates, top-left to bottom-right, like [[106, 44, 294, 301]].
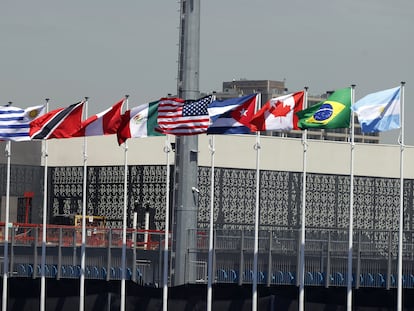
[[352, 86, 401, 133], [0, 105, 45, 141]]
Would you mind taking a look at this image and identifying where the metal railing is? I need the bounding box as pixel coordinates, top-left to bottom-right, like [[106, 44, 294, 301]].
[[0, 222, 166, 287], [3, 223, 414, 289], [187, 227, 414, 289]]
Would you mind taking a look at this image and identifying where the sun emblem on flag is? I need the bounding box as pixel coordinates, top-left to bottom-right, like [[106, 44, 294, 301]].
[[28, 109, 41, 119]]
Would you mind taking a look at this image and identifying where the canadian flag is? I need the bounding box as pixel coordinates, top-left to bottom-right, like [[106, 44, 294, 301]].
[[250, 91, 304, 131]]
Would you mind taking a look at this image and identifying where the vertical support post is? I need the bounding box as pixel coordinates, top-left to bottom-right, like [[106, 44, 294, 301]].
[[207, 136, 215, 311], [144, 209, 150, 250], [132, 211, 137, 283], [296, 229, 301, 287], [33, 228, 39, 279], [9, 230, 14, 278], [387, 230, 392, 290], [121, 95, 129, 311], [397, 81, 405, 311], [57, 228, 62, 280], [163, 138, 172, 311], [238, 230, 244, 286], [106, 229, 112, 282], [267, 231, 272, 286], [40, 97, 49, 311], [325, 231, 331, 288], [173, 0, 201, 286], [346, 85, 356, 311], [299, 87, 308, 310], [356, 231, 361, 289], [2, 140, 11, 311], [79, 97, 89, 311]]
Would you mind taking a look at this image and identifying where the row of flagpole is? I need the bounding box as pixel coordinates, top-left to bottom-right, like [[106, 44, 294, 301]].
[[0, 94, 172, 311], [204, 83, 406, 311], [0, 82, 407, 310]]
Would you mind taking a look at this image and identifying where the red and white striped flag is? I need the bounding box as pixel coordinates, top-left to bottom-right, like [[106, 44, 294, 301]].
[[250, 91, 304, 131], [74, 99, 124, 137], [156, 95, 213, 135]]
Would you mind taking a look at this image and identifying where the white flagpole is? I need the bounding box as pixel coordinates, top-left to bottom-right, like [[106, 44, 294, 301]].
[[397, 81, 405, 311], [298, 87, 308, 311], [120, 95, 129, 311], [207, 135, 215, 311], [79, 97, 88, 311], [2, 139, 11, 311], [163, 136, 172, 311], [40, 98, 50, 311], [347, 85, 356, 311], [252, 93, 261, 311]]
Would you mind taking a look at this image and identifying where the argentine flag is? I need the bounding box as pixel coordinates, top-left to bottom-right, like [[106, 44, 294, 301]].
[[352, 86, 401, 133]]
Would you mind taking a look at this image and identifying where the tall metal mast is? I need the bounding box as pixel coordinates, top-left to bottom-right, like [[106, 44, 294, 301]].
[[173, 0, 201, 286]]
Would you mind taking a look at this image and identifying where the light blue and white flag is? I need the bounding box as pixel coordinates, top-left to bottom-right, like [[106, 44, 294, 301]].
[[352, 86, 401, 133], [0, 105, 45, 141]]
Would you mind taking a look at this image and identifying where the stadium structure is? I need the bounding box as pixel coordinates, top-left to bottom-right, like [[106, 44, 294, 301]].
[[1, 134, 414, 309], [0, 0, 412, 310]]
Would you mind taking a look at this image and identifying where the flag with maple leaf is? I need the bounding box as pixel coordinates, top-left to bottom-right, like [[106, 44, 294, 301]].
[[250, 91, 304, 131]]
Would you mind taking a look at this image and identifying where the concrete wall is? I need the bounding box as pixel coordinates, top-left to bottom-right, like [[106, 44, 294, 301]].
[[2, 134, 413, 179], [0, 141, 42, 166]]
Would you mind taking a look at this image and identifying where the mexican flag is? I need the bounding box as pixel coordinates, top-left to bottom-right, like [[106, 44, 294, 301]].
[[117, 100, 164, 145]]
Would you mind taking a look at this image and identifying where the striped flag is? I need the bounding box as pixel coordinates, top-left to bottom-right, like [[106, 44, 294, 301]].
[[117, 100, 164, 145], [30, 101, 85, 139], [352, 86, 401, 133], [0, 105, 45, 141], [74, 99, 124, 137], [207, 93, 258, 135], [156, 95, 213, 135]]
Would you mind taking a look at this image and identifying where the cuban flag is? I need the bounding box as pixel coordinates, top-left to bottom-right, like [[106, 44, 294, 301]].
[[207, 94, 258, 135]]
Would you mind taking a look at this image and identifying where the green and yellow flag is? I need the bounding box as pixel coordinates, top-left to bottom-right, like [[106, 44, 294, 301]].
[[296, 87, 351, 129]]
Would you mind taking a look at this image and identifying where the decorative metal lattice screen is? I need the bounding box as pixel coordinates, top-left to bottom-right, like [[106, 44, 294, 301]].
[[48, 165, 414, 234], [50, 165, 171, 230]]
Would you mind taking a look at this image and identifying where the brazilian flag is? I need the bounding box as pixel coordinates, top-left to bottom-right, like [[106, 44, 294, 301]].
[[296, 87, 351, 129]]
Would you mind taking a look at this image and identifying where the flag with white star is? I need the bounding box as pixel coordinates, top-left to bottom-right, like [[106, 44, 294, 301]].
[[207, 93, 258, 134]]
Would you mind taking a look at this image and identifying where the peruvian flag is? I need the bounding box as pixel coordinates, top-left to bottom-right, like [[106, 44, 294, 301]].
[[250, 91, 304, 131], [74, 99, 124, 137]]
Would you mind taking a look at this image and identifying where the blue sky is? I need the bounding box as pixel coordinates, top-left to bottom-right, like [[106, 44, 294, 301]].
[[1, 1, 412, 144]]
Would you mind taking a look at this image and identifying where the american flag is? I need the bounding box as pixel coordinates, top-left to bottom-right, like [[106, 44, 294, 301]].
[[156, 95, 213, 135]]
